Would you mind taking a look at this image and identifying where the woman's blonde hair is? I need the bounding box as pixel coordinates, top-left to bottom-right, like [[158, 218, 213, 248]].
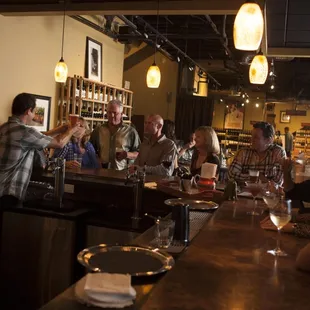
[[195, 126, 220, 154]]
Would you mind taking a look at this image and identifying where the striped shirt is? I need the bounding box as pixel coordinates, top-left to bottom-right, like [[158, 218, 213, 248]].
[[228, 144, 286, 184], [0, 116, 53, 200]]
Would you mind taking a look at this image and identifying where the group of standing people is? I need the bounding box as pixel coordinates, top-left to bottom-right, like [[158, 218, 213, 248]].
[[0, 93, 223, 208]]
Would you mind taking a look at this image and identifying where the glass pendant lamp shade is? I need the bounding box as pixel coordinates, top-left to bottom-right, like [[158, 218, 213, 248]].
[[146, 62, 161, 88], [249, 54, 268, 84], [55, 58, 68, 83], [233, 2, 264, 51]]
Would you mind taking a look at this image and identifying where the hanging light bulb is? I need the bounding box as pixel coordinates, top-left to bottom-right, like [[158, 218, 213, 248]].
[[55, 2, 68, 83], [233, 1, 264, 51], [249, 52, 268, 84], [146, 63, 161, 88], [146, 0, 161, 88]]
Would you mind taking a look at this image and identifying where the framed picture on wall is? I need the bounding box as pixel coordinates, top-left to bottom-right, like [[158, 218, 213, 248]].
[[25, 94, 51, 132], [280, 111, 291, 123], [224, 103, 245, 130], [85, 37, 102, 82]]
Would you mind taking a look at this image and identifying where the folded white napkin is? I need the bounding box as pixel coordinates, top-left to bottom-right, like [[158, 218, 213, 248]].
[[75, 273, 136, 308]]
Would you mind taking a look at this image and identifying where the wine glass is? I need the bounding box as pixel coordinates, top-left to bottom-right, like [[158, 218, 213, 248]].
[[245, 181, 263, 216], [267, 199, 292, 257], [161, 154, 174, 169], [265, 166, 278, 182], [262, 183, 280, 210]]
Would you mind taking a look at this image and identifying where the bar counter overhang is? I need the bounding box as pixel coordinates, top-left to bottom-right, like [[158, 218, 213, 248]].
[[40, 198, 310, 310]]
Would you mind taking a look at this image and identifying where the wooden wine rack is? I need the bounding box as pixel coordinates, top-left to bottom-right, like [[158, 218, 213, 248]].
[[57, 75, 133, 130]]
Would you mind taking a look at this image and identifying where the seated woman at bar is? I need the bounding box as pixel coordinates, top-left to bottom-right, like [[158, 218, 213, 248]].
[[261, 158, 310, 238], [53, 117, 99, 169], [190, 126, 220, 176], [228, 122, 286, 185]]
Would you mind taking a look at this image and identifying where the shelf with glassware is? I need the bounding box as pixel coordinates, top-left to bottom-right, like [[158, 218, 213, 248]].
[[213, 128, 252, 152], [294, 130, 310, 155], [57, 75, 133, 130]]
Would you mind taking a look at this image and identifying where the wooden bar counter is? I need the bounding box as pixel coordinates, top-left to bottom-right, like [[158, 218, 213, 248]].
[[41, 199, 310, 310]]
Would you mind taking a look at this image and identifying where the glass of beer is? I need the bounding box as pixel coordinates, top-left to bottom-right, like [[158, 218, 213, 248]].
[[69, 114, 79, 126], [249, 169, 259, 183], [115, 147, 124, 161]]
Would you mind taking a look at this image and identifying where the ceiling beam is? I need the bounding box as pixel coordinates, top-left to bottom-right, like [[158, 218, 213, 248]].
[[0, 0, 245, 16]]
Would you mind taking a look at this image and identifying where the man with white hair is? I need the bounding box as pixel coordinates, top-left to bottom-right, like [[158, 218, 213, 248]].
[[90, 99, 140, 170], [134, 114, 177, 176]]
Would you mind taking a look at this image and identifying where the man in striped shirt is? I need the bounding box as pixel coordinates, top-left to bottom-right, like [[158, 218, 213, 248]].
[[0, 93, 79, 208], [228, 122, 286, 184]]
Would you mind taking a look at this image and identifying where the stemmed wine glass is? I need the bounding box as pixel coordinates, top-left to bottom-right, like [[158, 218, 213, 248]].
[[245, 181, 263, 216], [267, 199, 292, 256], [262, 183, 280, 210]]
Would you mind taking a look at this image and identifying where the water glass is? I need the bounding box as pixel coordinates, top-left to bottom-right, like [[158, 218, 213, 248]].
[[73, 153, 83, 166], [155, 219, 175, 249]]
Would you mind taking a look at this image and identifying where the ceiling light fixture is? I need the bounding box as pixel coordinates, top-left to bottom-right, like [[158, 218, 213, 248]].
[[233, 1, 264, 51], [246, 98, 250, 103], [270, 84, 275, 90], [146, 0, 161, 88], [249, 51, 268, 84], [255, 103, 259, 107], [54, 0, 68, 83]]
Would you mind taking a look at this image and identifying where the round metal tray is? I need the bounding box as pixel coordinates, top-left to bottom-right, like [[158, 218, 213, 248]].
[[165, 198, 219, 211], [77, 245, 175, 276]]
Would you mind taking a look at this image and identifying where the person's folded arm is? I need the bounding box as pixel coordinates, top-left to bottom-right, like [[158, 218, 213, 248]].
[[227, 150, 247, 182], [145, 143, 177, 176]]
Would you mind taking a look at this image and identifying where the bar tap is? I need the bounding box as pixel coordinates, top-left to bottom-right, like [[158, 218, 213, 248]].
[[125, 164, 146, 224]]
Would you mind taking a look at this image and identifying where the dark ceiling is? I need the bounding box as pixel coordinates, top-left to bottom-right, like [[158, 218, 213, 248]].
[[2, 0, 310, 101]]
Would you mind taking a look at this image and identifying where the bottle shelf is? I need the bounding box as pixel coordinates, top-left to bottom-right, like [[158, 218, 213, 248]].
[[57, 75, 133, 128]]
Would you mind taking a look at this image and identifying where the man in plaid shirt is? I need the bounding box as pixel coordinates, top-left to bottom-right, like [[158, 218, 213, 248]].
[[228, 122, 286, 184], [0, 93, 78, 207]]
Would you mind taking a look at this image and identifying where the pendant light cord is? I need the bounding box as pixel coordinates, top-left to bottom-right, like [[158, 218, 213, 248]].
[[61, 1, 66, 59], [154, 0, 160, 63]]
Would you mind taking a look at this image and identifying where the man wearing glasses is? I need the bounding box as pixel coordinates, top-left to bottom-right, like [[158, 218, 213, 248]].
[[228, 121, 286, 184], [90, 99, 140, 170]]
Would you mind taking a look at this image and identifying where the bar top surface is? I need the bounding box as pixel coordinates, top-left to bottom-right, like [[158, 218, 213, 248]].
[[40, 199, 310, 310]]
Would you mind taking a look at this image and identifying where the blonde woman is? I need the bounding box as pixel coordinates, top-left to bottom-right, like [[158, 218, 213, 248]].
[[53, 117, 99, 169], [190, 126, 220, 176]]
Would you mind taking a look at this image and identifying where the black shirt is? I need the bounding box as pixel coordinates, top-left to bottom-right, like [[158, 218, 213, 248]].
[[190, 150, 220, 176]]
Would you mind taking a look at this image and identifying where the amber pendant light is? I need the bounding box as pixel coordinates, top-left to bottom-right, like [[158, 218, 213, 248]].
[[146, 0, 161, 88], [55, 2, 68, 83], [233, 1, 264, 51], [249, 51, 268, 84]]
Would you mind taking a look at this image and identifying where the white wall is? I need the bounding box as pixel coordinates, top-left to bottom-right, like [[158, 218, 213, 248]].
[[0, 15, 124, 127]]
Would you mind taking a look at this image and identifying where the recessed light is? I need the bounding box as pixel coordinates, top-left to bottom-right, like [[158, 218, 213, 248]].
[[255, 103, 259, 108]]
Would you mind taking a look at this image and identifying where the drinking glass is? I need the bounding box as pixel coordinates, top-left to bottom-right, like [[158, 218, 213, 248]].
[[73, 153, 83, 167], [262, 183, 280, 209], [265, 166, 277, 182], [245, 181, 262, 216], [267, 199, 292, 257], [249, 169, 259, 183], [155, 219, 175, 249], [115, 147, 124, 160], [161, 155, 174, 170]]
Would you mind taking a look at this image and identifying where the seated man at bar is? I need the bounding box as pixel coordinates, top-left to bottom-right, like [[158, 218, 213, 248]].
[[0, 93, 78, 208], [90, 99, 140, 170], [134, 114, 177, 176], [228, 121, 286, 184]]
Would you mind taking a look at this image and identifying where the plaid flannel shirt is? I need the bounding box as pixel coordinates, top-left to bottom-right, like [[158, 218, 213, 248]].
[[0, 116, 53, 200], [228, 144, 286, 184]]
